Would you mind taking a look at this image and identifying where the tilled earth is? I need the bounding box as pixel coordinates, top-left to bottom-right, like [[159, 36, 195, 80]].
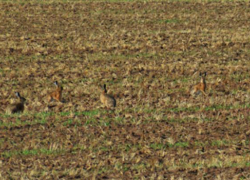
[[1, 1, 250, 179]]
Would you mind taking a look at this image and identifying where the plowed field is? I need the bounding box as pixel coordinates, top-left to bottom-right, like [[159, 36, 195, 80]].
[[1, 1, 250, 179]]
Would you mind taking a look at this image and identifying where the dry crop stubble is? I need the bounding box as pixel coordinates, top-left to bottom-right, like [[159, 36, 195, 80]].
[[0, 1, 250, 179]]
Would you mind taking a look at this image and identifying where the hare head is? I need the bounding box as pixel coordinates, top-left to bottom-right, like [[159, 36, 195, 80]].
[[54, 81, 63, 90], [199, 72, 206, 83], [15, 92, 26, 103]]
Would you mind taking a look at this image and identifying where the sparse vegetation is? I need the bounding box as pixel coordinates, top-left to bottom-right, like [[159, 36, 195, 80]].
[[1, 0, 250, 179]]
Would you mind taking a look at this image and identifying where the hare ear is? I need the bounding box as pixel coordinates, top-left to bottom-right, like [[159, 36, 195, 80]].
[[204, 72, 207, 76], [103, 84, 108, 93], [54, 81, 58, 86], [15, 92, 20, 97]]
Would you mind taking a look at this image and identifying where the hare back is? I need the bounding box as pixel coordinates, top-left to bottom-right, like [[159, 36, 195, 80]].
[[105, 95, 116, 107], [49, 91, 62, 101], [101, 94, 116, 107], [11, 103, 24, 113]]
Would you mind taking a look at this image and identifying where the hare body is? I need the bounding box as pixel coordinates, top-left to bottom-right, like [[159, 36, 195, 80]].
[[47, 81, 63, 102], [100, 84, 116, 108], [190, 72, 207, 97], [6, 92, 26, 114]]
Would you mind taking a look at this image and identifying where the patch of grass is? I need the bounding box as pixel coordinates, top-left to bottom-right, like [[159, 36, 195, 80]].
[[2, 148, 66, 158], [150, 142, 189, 149], [158, 19, 180, 24], [0, 118, 47, 128], [174, 141, 189, 148], [40, 148, 65, 155], [63, 119, 73, 126], [22, 149, 38, 156], [150, 143, 165, 150], [114, 116, 124, 123], [211, 139, 229, 147], [81, 110, 100, 116], [85, 118, 97, 126]]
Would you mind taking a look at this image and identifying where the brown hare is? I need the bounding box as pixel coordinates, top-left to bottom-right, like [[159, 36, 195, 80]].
[[47, 81, 63, 102], [6, 92, 26, 114], [100, 84, 116, 109], [190, 72, 207, 97]]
